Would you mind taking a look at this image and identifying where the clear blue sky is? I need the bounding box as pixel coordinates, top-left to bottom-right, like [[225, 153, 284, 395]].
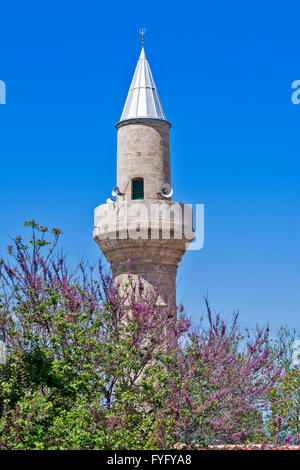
[[0, 0, 299, 333]]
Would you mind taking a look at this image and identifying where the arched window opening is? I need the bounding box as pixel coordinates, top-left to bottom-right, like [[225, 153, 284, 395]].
[[132, 178, 144, 200]]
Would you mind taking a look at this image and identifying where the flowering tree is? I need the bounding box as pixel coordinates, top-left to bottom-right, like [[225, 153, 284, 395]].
[[0, 222, 286, 449], [176, 302, 285, 446]]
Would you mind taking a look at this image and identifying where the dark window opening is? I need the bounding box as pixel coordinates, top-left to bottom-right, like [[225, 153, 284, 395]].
[[132, 178, 144, 200]]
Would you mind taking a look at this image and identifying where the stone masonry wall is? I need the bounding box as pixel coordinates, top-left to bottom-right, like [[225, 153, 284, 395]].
[[116, 120, 171, 200]]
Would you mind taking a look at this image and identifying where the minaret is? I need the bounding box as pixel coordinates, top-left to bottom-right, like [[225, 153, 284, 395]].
[[94, 39, 194, 306]]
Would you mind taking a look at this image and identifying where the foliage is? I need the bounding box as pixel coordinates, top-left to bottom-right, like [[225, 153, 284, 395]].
[[0, 221, 289, 449], [265, 327, 300, 443]]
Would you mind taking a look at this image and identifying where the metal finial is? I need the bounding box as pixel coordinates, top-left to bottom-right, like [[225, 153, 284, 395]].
[[139, 27, 146, 47]]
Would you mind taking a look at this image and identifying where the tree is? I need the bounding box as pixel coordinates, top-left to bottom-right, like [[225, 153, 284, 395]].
[[0, 221, 286, 449], [265, 327, 300, 444], [174, 300, 285, 446]]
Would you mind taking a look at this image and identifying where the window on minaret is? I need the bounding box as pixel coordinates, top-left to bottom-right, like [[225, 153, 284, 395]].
[[132, 178, 144, 200]]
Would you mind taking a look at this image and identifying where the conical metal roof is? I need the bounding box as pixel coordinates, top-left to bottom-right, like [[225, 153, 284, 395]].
[[120, 47, 167, 122]]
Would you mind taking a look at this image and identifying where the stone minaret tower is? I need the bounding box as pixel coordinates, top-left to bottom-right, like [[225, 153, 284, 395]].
[[94, 43, 194, 306]]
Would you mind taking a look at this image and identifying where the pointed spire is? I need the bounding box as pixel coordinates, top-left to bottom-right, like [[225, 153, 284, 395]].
[[119, 47, 167, 122]]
